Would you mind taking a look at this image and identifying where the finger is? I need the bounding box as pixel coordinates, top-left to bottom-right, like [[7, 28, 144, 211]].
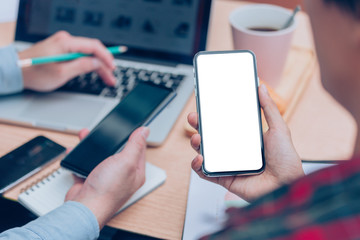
[[191, 154, 203, 172], [58, 57, 102, 83], [65, 175, 84, 201], [259, 84, 286, 130], [60, 57, 116, 87], [96, 64, 117, 86], [72, 174, 85, 184], [65, 183, 83, 201], [67, 129, 89, 154], [66, 147, 73, 154], [191, 155, 217, 184], [121, 127, 150, 164], [66, 36, 115, 69], [79, 128, 90, 140], [187, 112, 199, 130], [190, 134, 201, 153]]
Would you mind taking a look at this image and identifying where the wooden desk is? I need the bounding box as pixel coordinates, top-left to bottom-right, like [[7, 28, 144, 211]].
[[0, 0, 356, 239]]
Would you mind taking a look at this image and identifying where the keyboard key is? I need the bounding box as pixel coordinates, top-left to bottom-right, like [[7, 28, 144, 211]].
[[104, 91, 117, 98], [165, 80, 174, 88], [153, 78, 161, 85]]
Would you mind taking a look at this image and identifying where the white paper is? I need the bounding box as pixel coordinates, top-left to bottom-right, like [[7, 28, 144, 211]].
[[183, 171, 228, 239], [0, 0, 19, 22]]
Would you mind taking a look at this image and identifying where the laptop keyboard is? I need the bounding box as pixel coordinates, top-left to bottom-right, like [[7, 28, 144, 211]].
[[59, 66, 185, 100]]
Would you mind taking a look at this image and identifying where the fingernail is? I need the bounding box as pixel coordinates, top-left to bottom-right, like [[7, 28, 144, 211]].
[[92, 58, 100, 68], [111, 76, 117, 86], [194, 156, 202, 171], [141, 127, 150, 139], [261, 84, 268, 95]]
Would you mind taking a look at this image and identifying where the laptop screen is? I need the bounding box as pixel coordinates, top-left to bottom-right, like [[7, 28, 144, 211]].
[[15, 0, 212, 65]]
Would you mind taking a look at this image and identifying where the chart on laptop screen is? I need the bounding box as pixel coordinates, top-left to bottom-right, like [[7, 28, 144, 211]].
[[25, 0, 200, 55]]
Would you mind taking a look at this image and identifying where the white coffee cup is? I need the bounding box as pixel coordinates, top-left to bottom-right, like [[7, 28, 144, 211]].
[[229, 4, 297, 87]]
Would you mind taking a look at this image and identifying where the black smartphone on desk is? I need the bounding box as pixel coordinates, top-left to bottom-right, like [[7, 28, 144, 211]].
[[0, 136, 65, 194], [193, 50, 265, 177], [61, 82, 175, 177]]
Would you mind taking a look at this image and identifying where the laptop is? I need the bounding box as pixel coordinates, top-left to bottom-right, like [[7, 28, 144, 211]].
[[0, 0, 212, 146]]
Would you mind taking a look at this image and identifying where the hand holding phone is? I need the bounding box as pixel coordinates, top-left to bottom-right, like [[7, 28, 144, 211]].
[[61, 82, 175, 177], [194, 50, 265, 176], [190, 50, 304, 201]]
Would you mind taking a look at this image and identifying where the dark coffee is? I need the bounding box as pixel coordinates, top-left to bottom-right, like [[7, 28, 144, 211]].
[[248, 27, 279, 32]]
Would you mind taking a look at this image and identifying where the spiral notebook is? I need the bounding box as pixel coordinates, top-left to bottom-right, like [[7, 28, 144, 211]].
[[18, 163, 166, 216]]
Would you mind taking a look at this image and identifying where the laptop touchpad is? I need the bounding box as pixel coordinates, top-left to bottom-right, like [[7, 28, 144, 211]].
[[20, 93, 107, 128]]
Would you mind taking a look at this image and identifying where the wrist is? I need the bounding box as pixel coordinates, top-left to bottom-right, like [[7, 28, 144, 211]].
[[71, 186, 130, 229], [17, 51, 30, 89], [282, 162, 305, 184], [72, 194, 114, 229], [290, 168, 305, 182], [18, 51, 25, 60]]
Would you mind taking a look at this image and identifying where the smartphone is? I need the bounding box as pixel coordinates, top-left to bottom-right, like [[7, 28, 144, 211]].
[[0, 136, 66, 193], [193, 50, 265, 176], [61, 82, 176, 177]]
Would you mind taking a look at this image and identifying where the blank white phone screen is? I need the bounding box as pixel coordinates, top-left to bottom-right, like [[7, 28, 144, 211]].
[[196, 52, 263, 173]]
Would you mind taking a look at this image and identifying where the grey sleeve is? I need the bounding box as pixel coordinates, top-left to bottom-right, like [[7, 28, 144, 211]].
[[0, 45, 24, 95], [0, 201, 100, 240]]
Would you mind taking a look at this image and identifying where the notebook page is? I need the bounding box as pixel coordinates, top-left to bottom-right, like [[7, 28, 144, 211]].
[[18, 163, 166, 217], [18, 168, 74, 216]]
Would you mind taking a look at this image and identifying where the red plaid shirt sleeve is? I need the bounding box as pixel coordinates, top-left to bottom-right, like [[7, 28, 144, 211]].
[[202, 157, 360, 240]]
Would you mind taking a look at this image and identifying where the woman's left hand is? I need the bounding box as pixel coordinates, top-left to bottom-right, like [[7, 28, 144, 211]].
[[18, 31, 116, 92]]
